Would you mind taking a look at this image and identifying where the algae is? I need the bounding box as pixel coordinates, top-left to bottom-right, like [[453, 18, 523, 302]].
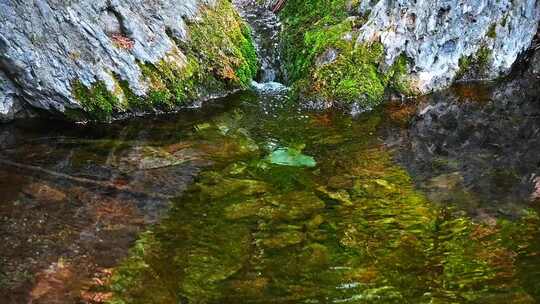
[[267, 147, 317, 167], [457, 46, 493, 80], [72, 80, 120, 121]]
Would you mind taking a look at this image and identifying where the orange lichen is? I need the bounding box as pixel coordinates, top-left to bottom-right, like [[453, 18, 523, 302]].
[[111, 33, 135, 50]]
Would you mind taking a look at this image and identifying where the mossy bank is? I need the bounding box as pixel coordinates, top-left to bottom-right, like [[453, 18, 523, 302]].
[[279, 0, 412, 109], [72, 0, 258, 121], [277, 0, 540, 110]]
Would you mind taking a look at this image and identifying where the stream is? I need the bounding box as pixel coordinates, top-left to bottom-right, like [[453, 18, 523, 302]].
[[1, 4, 540, 304]]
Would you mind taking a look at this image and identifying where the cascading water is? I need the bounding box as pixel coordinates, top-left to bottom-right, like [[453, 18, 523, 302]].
[[233, 0, 284, 85]]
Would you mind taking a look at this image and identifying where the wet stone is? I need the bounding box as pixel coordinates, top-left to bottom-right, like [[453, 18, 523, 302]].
[[114, 145, 198, 171], [225, 191, 325, 221], [261, 230, 305, 249], [197, 173, 270, 199], [22, 183, 67, 204], [259, 191, 326, 221], [316, 186, 353, 206], [328, 175, 354, 190]]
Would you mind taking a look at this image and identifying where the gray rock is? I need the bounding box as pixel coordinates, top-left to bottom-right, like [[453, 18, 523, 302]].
[[316, 48, 339, 66], [357, 0, 540, 94], [0, 0, 217, 122], [0, 70, 24, 122]]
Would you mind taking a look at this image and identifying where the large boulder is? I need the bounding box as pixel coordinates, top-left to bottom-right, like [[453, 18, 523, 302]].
[[279, 0, 540, 110], [358, 0, 540, 93], [0, 0, 258, 122]]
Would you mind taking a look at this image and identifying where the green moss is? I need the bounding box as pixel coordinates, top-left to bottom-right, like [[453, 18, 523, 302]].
[[476, 46, 492, 67], [72, 80, 119, 121], [138, 56, 201, 109], [184, 0, 259, 88], [387, 54, 414, 96], [236, 30, 259, 86], [280, 0, 412, 107], [457, 55, 472, 79], [487, 23, 497, 39], [280, 0, 352, 83], [456, 46, 493, 79]]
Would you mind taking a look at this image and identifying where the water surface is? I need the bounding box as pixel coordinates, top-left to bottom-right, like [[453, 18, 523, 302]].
[[1, 83, 540, 303]]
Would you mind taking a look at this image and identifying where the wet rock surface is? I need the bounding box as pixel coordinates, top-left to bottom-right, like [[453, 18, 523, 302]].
[[0, 0, 260, 123], [357, 0, 540, 93], [233, 0, 283, 83]]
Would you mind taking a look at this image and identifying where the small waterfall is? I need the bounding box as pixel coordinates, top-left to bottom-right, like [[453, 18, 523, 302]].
[[233, 0, 284, 84]]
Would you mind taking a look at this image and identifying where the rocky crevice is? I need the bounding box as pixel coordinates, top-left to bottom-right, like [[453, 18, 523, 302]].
[[233, 0, 283, 83]]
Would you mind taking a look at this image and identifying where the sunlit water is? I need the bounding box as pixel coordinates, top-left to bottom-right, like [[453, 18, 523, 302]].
[[1, 79, 540, 303]]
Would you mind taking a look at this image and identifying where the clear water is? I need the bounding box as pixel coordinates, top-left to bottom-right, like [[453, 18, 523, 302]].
[[1, 82, 540, 303]]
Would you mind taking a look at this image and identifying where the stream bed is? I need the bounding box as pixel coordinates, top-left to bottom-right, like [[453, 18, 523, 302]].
[[0, 78, 540, 303]]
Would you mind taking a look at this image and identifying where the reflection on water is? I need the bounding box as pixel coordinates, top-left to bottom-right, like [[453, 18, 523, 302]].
[[0, 84, 539, 303], [393, 81, 540, 218]]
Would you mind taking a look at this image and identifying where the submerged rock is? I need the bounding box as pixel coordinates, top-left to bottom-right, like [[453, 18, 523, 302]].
[[261, 230, 304, 248], [198, 172, 270, 199], [115, 146, 199, 171], [225, 191, 325, 221], [22, 183, 67, 204]]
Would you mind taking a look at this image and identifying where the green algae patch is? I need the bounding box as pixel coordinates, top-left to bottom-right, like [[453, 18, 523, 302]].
[[279, 0, 412, 108], [267, 147, 317, 167], [71, 0, 258, 122]]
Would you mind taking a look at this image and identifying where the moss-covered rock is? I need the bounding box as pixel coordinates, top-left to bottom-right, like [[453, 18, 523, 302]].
[[71, 0, 259, 122], [457, 46, 494, 80], [279, 0, 413, 109]]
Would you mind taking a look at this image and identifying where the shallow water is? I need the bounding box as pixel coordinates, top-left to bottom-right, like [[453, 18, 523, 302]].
[[1, 82, 540, 303]]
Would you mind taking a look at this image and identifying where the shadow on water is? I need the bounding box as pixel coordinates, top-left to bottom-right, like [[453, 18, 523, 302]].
[[0, 76, 540, 303], [392, 80, 540, 219]]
